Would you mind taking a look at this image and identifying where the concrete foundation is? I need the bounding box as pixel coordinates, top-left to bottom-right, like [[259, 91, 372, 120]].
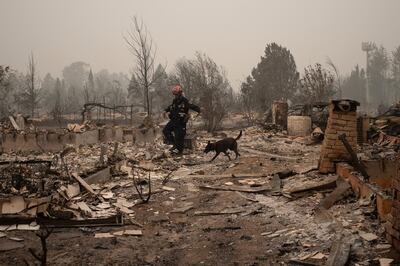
[[0, 127, 132, 153]]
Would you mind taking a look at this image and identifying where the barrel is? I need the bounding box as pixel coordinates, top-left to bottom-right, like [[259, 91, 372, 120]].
[[287, 116, 312, 136]]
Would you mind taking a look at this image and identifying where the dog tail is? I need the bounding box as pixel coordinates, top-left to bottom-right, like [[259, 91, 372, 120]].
[[235, 130, 242, 140]]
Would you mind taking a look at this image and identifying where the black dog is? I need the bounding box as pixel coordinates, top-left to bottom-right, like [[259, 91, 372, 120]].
[[204, 131, 242, 162]]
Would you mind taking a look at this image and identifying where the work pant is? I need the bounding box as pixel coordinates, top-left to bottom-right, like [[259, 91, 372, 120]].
[[163, 120, 186, 152]]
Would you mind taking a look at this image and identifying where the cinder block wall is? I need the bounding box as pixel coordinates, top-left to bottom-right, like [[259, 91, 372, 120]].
[[319, 100, 358, 173]]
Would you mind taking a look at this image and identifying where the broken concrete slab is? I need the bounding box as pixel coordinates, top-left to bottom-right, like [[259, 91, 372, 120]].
[[112, 230, 124, 236], [359, 231, 378, 242], [94, 233, 114, 238], [124, 229, 142, 236], [162, 186, 176, 192], [16, 223, 40, 231]]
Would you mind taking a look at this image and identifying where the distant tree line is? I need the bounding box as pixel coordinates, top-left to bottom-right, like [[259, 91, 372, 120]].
[[239, 42, 335, 123], [2, 40, 399, 124], [240, 42, 400, 118], [0, 50, 234, 133], [342, 44, 400, 110], [0, 56, 132, 120]]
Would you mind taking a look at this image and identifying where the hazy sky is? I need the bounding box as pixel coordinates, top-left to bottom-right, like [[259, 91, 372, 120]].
[[1, 0, 400, 90]]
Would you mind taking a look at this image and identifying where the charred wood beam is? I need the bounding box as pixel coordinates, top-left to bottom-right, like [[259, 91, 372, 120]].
[[338, 134, 369, 181]]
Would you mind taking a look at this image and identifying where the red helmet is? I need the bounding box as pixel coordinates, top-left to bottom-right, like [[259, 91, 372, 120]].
[[172, 85, 182, 95]]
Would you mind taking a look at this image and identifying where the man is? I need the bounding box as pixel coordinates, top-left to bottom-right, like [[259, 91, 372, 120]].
[[163, 85, 201, 155]]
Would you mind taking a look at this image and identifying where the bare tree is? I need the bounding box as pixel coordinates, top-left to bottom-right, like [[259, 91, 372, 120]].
[[297, 63, 335, 104], [326, 57, 342, 98], [169, 59, 197, 100], [192, 52, 233, 132], [21, 53, 41, 117], [169, 53, 232, 132], [124, 16, 164, 115]]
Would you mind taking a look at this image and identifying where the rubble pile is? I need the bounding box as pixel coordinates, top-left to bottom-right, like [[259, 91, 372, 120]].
[[0, 106, 399, 264], [359, 144, 399, 161], [372, 102, 400, 137], [0, 161, 59, 197]]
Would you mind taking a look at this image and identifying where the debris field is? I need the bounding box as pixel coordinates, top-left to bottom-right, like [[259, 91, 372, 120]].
[[0, 100, 400, 265]]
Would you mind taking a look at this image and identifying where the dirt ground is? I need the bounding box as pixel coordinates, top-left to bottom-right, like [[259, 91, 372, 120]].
[[0, 128, 399, 266]]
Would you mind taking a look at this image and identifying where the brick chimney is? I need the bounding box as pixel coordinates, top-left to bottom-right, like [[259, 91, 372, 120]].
[[319, 100, 360, 173]]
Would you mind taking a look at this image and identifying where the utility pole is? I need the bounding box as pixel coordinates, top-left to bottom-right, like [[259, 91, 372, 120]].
[[362, 42, 374, 113]]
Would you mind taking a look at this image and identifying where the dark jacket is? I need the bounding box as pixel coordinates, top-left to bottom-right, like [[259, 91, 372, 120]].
[[165, 96, 200, 122]]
